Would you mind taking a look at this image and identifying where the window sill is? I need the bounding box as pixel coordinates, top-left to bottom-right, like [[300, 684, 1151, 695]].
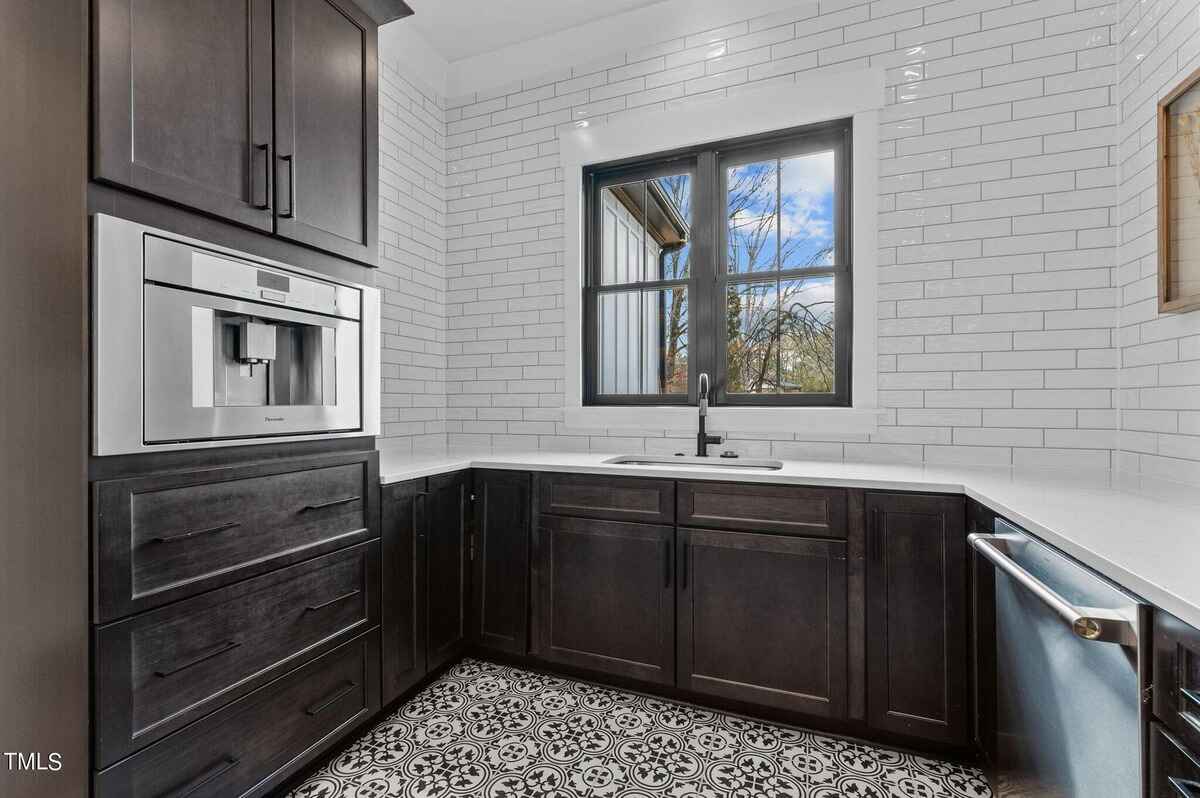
[[564, 406, 882, 435]]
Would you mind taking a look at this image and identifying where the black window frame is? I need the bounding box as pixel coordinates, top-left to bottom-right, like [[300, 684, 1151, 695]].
[[582, 118, 853, 408]]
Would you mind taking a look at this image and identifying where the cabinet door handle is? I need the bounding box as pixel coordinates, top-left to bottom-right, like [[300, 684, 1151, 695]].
[[305, 680, 358, 716], [253, 142, 270, 209], [870, 508, 881, 562], [413, 491, 429, 538], [664, 538, 672, 587], [278, 154, 295, 218], [154, 640, 241, 678], [1171, 777, 1200, 797], [152, 521, 241, 544], [157, 756, 239, 798], [305, 589, 361, 612], [681, 541, 689, 589], [299, 495, 360, 513]]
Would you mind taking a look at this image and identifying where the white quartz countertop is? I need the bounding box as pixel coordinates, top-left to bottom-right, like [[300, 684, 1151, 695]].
[[379, 448, 1200, 630]]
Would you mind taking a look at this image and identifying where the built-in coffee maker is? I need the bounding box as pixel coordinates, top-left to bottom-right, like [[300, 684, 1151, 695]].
[[92, 214, 380, 455]]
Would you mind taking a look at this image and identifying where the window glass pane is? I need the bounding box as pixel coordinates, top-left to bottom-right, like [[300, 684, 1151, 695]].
[[727, 160, 779, 274], [780, 150, 836, 269], [726, 276, 834, 394], [650, 174, 691, 280], [597, 288, 688, 395], [600, 175, 691, 285]]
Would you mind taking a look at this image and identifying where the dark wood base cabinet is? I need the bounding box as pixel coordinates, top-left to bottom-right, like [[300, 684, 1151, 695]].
[[677, 528, 848, 717], [375, 471, 977, 764], [381, 477, 426, 704], [1152, 610, 1200, 796], [95, 632, 379, 798], [90, 447, 381, 798], [426, 471, 471, 673], [472, 470, 532, 655], [380, 471, 471, 706], [533, 515, 675, 685], [1152, 723, 1200, 797], [866, 492, 968, 746]]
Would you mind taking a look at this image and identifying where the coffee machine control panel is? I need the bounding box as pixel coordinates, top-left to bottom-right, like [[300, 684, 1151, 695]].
[[143, 234, 361, 320]]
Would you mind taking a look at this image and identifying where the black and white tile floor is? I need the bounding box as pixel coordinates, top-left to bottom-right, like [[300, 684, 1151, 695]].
[[287, 658, 991, 798]]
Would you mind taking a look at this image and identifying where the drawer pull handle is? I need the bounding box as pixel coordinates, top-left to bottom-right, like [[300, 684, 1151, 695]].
[[299, 495, 360, 512], [305, 589, 361, 612], [1182, 688, 1200, 710], [152, 521, 241, 544], [1171, 777, 1200, 797], [157, 756, 239, 798], [154, 640, 241, 678], [305, 680, 358, 716]]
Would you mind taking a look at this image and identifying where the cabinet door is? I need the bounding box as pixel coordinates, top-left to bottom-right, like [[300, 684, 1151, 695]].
[[472, 470, 531, 655], [534, 515, 674, 684], [93, 0, 274, 230], [866, 492, 968, 744], [678, 528, 847, 717], [273, 0, 378, 265], [426, 471, 469, 673], [380, 478, 425, 705]]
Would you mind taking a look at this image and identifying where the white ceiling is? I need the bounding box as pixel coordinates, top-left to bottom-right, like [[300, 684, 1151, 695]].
[[405, 0, 669, 62]]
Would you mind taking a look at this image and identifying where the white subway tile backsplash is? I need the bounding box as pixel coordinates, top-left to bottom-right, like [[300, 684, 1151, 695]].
[[376, 0, 1166, 472]]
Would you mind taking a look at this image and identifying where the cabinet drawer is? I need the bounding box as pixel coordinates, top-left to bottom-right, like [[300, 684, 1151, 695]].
[[537, 472, 674, 523], [677, 481, 847, 537], [95, 631, 379, 798], [1151, 722, 1200, 798], [95, 451, 378, 622], [1155, 609, 1200, 753], [95, 541, 379, 767]]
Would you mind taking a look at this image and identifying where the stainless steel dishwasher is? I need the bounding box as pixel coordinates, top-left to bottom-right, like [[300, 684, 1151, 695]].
[[970, 518, 1148, 798]]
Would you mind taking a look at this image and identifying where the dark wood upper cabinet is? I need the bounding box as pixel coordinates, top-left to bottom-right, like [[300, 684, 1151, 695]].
[[677, 528, 847, 718], [865, 492, 968, 745], [533, 515, 675, 684], [472, 470, 532, 655], [380, 478, 426, 706], [93, 0, 275, 231], [92, 0, 380, 265], [273, 0, 378, 265], [425, 471, 470, 673]]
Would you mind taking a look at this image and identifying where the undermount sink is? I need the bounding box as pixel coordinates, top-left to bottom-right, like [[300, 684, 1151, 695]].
[[603, 454, 784, 471]]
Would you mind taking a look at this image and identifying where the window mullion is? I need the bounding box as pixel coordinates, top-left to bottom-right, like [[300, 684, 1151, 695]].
[[774, 158, 782, 394], [692, 148, 720, 406]]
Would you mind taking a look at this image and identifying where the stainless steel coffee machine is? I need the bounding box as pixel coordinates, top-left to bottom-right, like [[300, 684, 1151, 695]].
[[92, 214, 380, 455]]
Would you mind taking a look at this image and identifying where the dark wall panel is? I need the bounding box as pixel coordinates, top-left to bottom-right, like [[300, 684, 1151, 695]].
[[0, 0, 89, 796]]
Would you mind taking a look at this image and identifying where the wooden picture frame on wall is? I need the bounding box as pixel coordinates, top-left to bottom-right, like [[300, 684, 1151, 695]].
[[1158, 67, 1200, 313]]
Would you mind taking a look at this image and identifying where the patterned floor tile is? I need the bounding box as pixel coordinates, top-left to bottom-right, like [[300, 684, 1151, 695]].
[[286, 658, 991, 798]]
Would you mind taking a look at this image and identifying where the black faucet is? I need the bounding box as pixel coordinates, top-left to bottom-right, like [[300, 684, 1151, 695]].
[[696, 373, 723, 457]]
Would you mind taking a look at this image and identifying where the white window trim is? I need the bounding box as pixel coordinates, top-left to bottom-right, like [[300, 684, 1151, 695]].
[[560, 69, 885, 435]]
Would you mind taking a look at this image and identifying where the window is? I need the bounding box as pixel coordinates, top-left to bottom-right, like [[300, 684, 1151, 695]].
[[583, 119, 852, 407]]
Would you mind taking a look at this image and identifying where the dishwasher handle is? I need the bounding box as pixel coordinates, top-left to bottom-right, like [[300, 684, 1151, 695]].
[[969, 532, 1137, 646]]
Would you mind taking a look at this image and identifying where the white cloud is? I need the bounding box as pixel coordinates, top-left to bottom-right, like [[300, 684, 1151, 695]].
[[779, 151, 835, 246], [780, 150, 835, 195]]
